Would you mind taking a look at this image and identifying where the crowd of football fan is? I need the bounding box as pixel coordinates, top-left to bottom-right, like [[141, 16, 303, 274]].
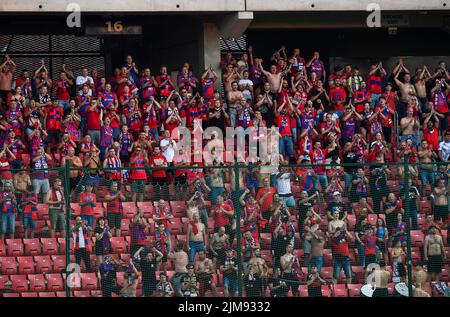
[[0, 45, 448, 297]]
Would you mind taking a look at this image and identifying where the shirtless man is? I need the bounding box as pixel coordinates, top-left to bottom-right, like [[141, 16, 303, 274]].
[[418, 140, 438, 195], [367, 260, 391, 297], [393, 59, 417, 116], [187, 213, 208, 263], [13, 167, 32, 202], [399, 108, 420, 146], [83, 149, 101, 188], [328, 210, 345, 235], [246, 248, 268, 297], [424, 226, 446, 282], [167, 242, 189, 296], [223, 65, 241, 94], [63, 147, 83, 191], [0, 54, 16, 106], [431, 179, 448, 223], [413, 263, 428, 290], [227, 81, 244, 127], [309, 229, 326, 274], [209, 226, 229, 267], [194, 250, 217, 296], [414, 66, 432, 112], [261, 64, 284, 94], [280, 244, 300, 296]]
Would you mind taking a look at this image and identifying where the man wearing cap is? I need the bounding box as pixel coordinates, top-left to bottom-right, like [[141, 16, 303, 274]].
[[326, 191, 347, 221]]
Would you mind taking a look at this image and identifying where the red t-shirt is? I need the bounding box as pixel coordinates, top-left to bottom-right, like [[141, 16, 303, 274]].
[[55, 80, 71, 100], [309, 148, 329, 174], [149, 154, 168, 178], [423, 128, 439, 151], [0, 159, 13, 180], [255, 187, 276, 212], [364, 235, 377, 256], [87, 107, 101, 130], [80, 193, 96, 216], [213, 203, 234, 228], [332, 236, 350, 257], [275, 114, 292, 137], [130, 155, 147, 180]]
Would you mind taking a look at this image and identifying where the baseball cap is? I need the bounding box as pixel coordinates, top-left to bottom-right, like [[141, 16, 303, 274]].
[[333, 191, 341, 196]]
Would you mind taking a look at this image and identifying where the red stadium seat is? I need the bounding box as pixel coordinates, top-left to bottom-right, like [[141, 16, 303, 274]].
[[352, 266, 365, 284], [3, 293, 20, 297], [347, 214, 356, 231], [70, 203, 81, 217], [298, 285, 308, 297], [21, 292, 38, 297], [120, 218, 130, 236], [121, 202, 137, 219], [37, 204, 49, 220], [170, 201, 186, 218], [410, 247, 422, 265], [320, 267, 334, 282], [93, 203, 104, 217], [57, 238, 74, 255], [56, 291, 68, 297], [410, 230, 425, 247], [91, 290, 103, 297], [0, 275, 11, 290], [38, 292, 56, 297], [81, 273, 98, 291], [168, 218, 182, 235], [323, 249, 333, 267], [41, 238, 58, 255], [387, 283, 395, 295], [331, 284, 348, 297], [10, 275, 28, 292], [0, 240, 6, 256], [17, 256, 34, 274], [321, 284, 331, 297], [347, 284, 362, 297], [110, 237, 127, 254], [0, 257, 18, 275], [51, 255, 66, 273], [441, 230, 447, 246], [176, 235, 187, 245], [23, 238, 42, 256], [28, 274, 46, 292], [136, 202, 154, 218], [6, 239, 24, 256], [46, 274, 64, 292], [73, 290, 91, 297]]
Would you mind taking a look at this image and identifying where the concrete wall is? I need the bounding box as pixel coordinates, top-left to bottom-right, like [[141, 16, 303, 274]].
[[0, 0, 447, 12]]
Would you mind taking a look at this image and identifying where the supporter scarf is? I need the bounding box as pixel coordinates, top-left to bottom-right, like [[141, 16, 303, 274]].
[[75, 226, 90, 250], [156, 229, 169, 255], [190, 221, 199, 235]]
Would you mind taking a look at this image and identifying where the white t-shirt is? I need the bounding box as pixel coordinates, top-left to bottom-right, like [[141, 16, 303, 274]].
[[160, 139, 175, 163], [276, 172, 292, 195], [439, 140, 450, 161], [239, 79, 253, 100], [76, 76, 94, 96]]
